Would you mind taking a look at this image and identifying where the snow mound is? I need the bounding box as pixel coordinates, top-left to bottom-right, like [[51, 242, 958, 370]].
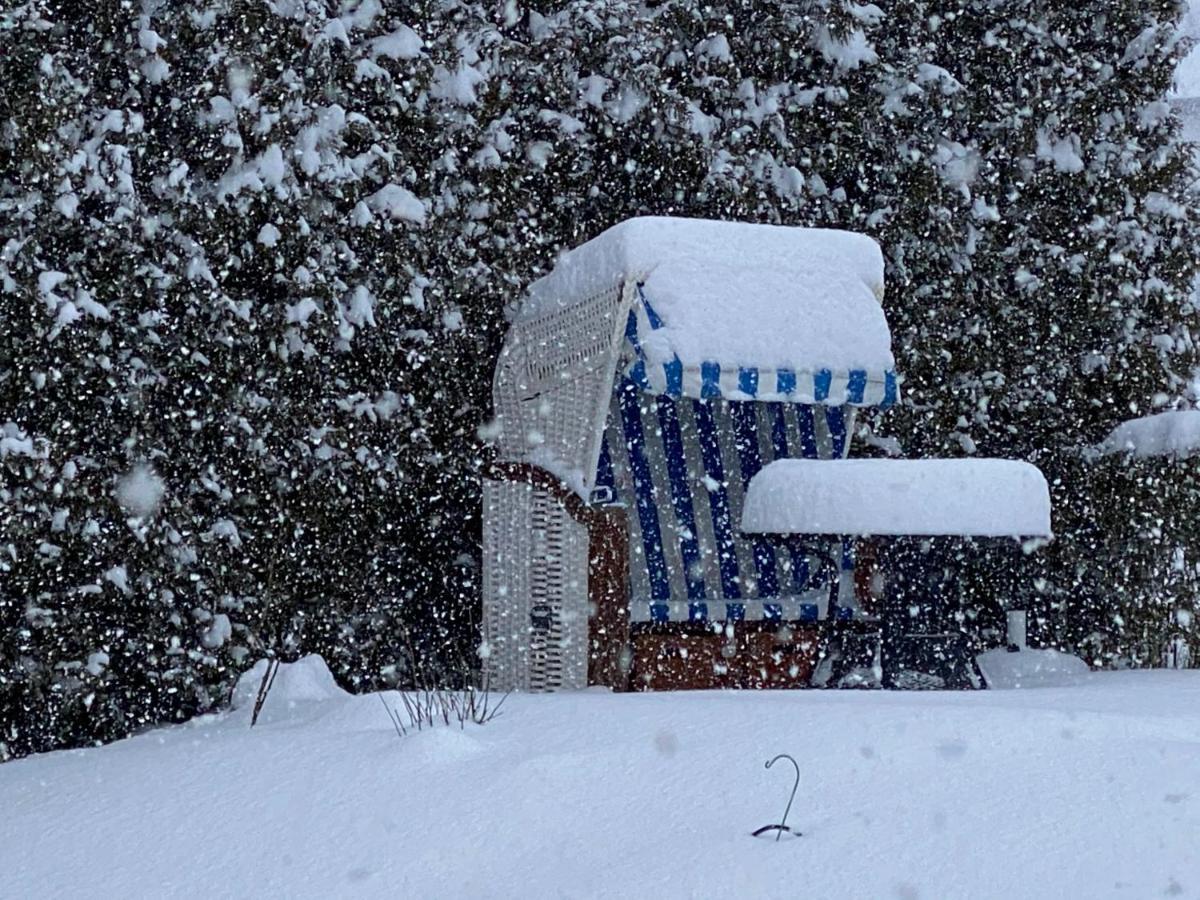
[[976, 648, 1090, 689], [1099, 410, 1200, 459], [522, 216, 892, 375], [231, 655, 346, 716], [741, 458, 1052, 538]]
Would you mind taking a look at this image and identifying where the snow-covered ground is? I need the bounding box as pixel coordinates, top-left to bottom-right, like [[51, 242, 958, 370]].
[[2, 658, 1198, 899]]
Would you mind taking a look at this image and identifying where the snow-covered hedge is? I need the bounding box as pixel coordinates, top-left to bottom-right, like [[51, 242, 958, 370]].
[[1, 0, 1197, 758]]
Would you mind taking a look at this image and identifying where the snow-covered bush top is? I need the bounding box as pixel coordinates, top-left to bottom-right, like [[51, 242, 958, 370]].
[[1100, 411, 1200, 459]]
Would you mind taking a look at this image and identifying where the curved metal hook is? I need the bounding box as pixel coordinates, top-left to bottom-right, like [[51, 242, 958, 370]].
[[763, 753, 801, 842]]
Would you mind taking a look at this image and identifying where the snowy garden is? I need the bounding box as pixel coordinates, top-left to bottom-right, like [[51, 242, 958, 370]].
[[3, 0, 1200, 896], [2, 654, 1198, 897]]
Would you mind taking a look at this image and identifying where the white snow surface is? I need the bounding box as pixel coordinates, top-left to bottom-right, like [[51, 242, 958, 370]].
[[742, 458, 1052, 538], [1099, 410, 1200, 459], [114, 464, 166, 517], [975, 648, 1091, 690], [1175, 5, 1200, 98], [2, 655, 1198, 899], [522, 217, 893, 374], [365, 183, 426, 224]]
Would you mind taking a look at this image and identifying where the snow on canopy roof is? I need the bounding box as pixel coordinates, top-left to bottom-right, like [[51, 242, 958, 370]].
[[741, 459, 1052, 538], [1099, 411, 1200, 459], [521, 217, 894, 376]]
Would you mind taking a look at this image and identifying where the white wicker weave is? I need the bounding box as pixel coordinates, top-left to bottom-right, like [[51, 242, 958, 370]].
[[491, 282, 632, 491], [483, 282, 634, 691], [482, 479, 590, 690]]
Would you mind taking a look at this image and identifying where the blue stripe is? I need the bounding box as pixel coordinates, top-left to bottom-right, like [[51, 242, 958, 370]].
[[726, 602, 745, 621], [769, 403, 790, 459], [814, 369, 832, 403], [596, 435, 614, 491], [656, 397, 706, 601], [738, 367, 758, 397], [809, 557, 827, 589], [826, 406, 847, 458], [688, 602, 708, 622], [618, 379, 671, 601], [700, 361, 722, 400], [847, 370, 867, 405], [664, 358, 683, 396], [650, 603, 669, 624], [883, 371, 898, 408], [638, 286, 665, 330], [791, 553, 811, 594], [798, 603, 819, 622], [730, 403, 779, 598], [692, 400, 741, 599], [776, 369, 797, 396], [629, 359, 652, 391], [624, 309, 640, 349], [794, 405, 819, 459]]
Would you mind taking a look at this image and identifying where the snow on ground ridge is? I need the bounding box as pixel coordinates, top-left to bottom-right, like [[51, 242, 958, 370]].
[[1, 656, 1197, 899]]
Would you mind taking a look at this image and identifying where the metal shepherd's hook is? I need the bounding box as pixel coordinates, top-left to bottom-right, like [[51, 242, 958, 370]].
[[752, 753, 802, 841]]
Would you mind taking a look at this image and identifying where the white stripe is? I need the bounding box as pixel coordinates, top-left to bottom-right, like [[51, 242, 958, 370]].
[[797, 370, 818, 405], [813, 407, 833, 459], [629, 602, 652, 623], [639, 393, 686, 602], [678, 400, 722, 601], [644, 361, 667, 393], [710, 401, 759, 599], [718, 365, 747, 400], [860, 376, 885, 406], [840, 409, 858, 459], [826, 371, 849, 406]]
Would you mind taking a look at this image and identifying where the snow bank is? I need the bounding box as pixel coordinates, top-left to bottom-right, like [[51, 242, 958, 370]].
[[3, 673, 1199, 898], [976, 648, 1091, 689], [1099, 410, 1200, 459], [741, 458, 1052, 538], [522, 217, 892, 374]]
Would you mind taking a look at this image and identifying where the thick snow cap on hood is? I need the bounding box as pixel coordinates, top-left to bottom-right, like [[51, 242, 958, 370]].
[[521, 216, 894, 377]]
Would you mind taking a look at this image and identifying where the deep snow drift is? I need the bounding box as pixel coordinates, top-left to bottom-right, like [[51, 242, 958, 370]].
[[2, 657, 1197, 899]]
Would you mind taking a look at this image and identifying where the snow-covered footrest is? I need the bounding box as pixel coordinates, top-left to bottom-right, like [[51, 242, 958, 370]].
[[742, 458, 1052, 538]]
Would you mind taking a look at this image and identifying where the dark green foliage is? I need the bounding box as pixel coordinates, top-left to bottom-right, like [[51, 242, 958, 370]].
[[2, 0, 1197, 759]]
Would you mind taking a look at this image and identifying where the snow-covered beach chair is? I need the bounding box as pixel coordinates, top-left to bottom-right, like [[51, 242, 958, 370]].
[[482, 217, 898, 691]]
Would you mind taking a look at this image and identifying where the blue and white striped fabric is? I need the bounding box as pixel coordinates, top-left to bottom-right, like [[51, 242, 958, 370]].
[[624, 287, 898, 408], [601, 377, 858, 624]]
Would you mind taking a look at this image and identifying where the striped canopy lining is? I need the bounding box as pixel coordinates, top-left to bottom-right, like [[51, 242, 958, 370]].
[[600, 377, 859, 624], [624, 287, 899, 408]]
